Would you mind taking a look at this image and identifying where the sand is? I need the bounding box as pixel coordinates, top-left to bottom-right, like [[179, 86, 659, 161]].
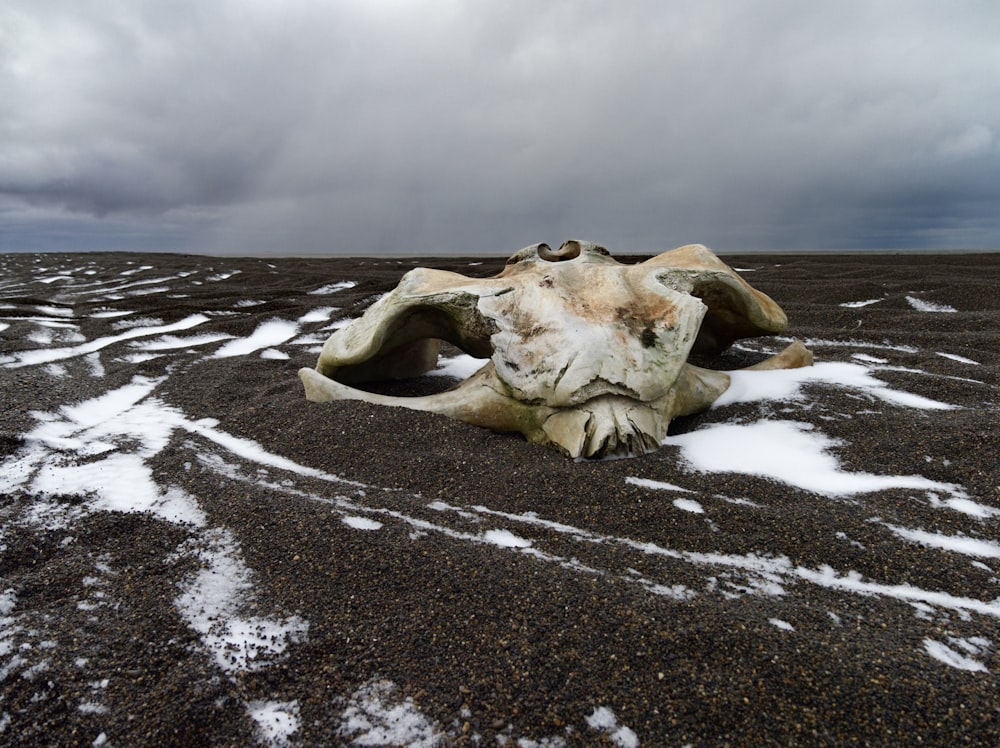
[[1, 250, 998, 746]]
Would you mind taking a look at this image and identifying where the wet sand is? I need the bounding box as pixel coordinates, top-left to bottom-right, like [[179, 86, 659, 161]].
[[1, 250, 998, 746]]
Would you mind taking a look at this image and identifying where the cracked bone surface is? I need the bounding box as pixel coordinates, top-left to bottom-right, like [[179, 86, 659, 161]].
[[300, 241, 813, 458]]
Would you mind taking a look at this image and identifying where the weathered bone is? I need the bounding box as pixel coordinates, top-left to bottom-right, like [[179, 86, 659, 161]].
[[300, 241, 813, 458]]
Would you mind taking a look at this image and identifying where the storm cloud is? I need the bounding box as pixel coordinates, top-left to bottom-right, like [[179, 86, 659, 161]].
[[2, 0, 999, 254]]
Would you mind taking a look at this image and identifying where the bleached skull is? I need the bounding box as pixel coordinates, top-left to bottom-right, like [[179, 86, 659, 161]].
[[300, 241, 812, 458]]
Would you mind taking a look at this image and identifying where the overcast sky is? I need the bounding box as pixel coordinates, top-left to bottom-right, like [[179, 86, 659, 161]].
[[2, 1, 999, 256]]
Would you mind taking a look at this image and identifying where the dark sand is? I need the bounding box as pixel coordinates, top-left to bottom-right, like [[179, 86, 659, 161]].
[[1, 251, 998, 746]]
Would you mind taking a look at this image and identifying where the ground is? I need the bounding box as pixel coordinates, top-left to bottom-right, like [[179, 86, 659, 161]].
[[0, 250, 998, 746]]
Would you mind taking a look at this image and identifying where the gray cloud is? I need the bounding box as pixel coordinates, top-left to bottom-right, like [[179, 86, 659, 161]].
[[1, 0, 999, 254]]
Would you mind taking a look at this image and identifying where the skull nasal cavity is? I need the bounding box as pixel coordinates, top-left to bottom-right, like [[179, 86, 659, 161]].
[[537, 241, 582, 262]]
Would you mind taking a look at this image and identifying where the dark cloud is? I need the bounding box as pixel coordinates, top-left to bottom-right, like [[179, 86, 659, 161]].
[[1, 0, 999, 254]]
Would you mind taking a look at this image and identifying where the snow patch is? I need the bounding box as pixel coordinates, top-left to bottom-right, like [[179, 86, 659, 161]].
[[923, 639, 988, 672], [310, 281, 357, 295], [715, 361, 954, 410], [131, 333, 235, 351], [2, 314, 210, 368], [342, 516, 384, 531], [665, 420, 964, 498], [885, 525, 1000, 558], [174, 529, 308, 675], [483, 529, 533, 549], [247, 700, 300, 746], [337, 679, 442, 747], [936, 352, 979, 365], [625, 476, 692, 493], [586, 706, 638, 748], [428, 354, 487, 379], [212, 319, 300, 358], [297, 307, 337, 324], [673, 498, 704, 514], [260, 348, 290, 360], [906, 296, 957, 313]]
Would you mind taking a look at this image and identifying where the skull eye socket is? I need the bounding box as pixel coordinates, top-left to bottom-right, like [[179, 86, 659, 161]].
[[506, 243, 551, 265], [505, 241, 611, 266], [538, 242, 579, 262]]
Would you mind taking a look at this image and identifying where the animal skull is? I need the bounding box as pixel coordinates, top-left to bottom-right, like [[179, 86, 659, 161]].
[[300, 241, 812, 458]]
